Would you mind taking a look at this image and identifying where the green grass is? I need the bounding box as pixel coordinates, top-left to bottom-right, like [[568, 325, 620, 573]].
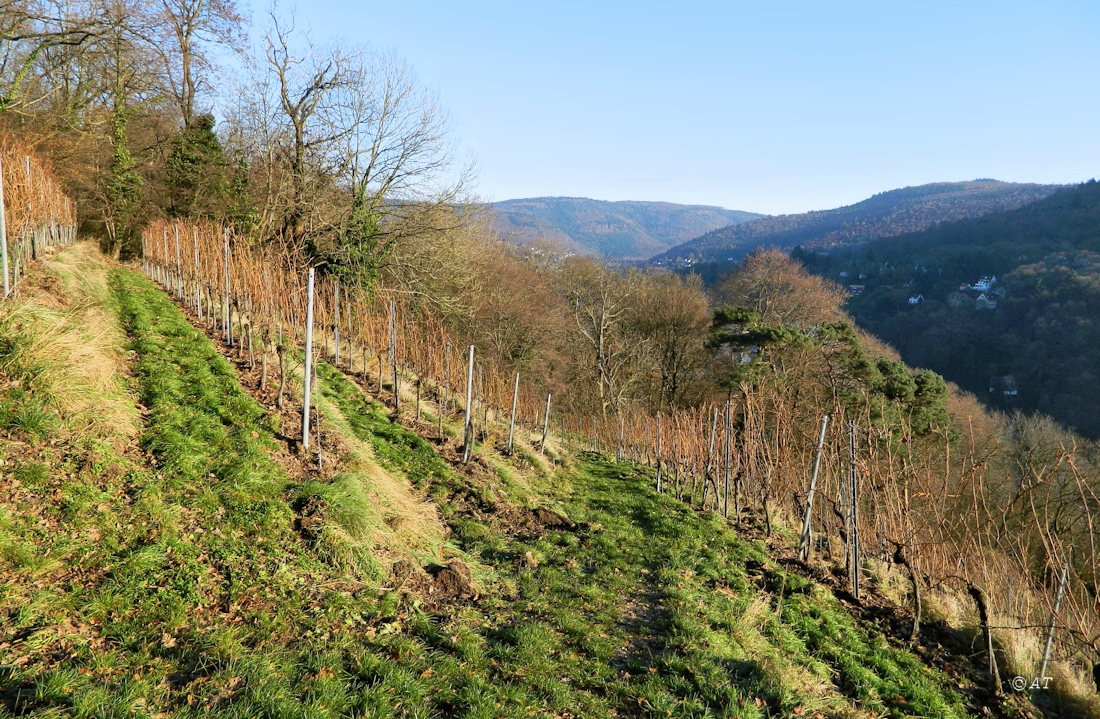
[[1, 265, 974, 718], [316, 361, 456, 496]]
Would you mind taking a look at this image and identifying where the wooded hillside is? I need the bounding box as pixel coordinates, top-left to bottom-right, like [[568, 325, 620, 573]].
[[798, 180, 1100, 437], [651, 181, 1060, 281], [490, 197, 762, 260]]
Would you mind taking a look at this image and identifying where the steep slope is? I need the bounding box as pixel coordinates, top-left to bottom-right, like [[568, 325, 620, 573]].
[[490, 197, 762, 260], [651, 181, 1060, 279], [1, 243, 1082, 718], [798, 179, 1100, 437]]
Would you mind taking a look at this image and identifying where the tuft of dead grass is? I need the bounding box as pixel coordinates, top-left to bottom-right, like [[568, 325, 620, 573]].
[[0, 242, 139, 443], [310, 373, 450, 570]]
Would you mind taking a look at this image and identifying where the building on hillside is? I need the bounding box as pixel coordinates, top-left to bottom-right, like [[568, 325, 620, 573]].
[[847, 284, 865, 296], [908, 294, 924, 305], [976, 293, 997, 310], [947, 292, 969, 308], [973, 275, 997, 291], [989, 375, 1019, 398]]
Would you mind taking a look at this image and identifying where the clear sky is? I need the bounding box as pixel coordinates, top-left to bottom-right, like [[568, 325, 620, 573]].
[[287, 0, 1098, 215]]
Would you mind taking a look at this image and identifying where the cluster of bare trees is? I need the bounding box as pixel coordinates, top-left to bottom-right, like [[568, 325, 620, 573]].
[[1, 0, 470, 275], [229, 13, 467, 271], [0, 0, 246, 252]]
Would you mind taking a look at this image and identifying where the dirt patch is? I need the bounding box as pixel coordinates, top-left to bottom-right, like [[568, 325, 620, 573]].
[[428, 559, 479, 602], [389, 558, 479, 608], [17, 266, 69, 308], [293, 494, 326, 542], [529, 507, 574, 530]]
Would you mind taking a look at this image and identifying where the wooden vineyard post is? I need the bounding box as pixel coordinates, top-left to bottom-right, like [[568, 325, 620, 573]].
[[462, 345, 475, 463], [1040, 562, 1070, 680], [442, 344, 451, 416], [616, 415, 624, 462], [415, 380, 421, 420], [437, 385, 444, 439], [174, 224, 182, 300], [161, 229, 169, 288], [848, 420, 860, 600], [724, 400, 732, 519], [798, 414, 830, 562], [389, 300, 399, 411], [246, 307, 255, 370], [968, 583, 1002, 694], [302, 268, 316, 450], [506, 372, 519, 455], [478, 364, 487, 430], [223, 229, 232, 347], [23, 158, 33, 260], [0, 155, 8, 298], [540, 393, 552, 456], [193, 227, 202, 319], [260, 329, 269, 391]]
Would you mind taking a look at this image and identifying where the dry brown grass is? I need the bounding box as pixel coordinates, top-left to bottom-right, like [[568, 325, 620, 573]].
[[1047, 661, 1100, 713], [311, 373, 450, 570], [2, 242, 139, 443], [922, 587, 973, 628]]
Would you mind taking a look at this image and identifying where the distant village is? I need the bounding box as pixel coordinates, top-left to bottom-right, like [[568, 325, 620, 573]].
[[840, 270, 1006, 311]]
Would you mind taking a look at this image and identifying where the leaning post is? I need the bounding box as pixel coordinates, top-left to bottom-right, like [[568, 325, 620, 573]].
[[798, 414, 830, 562], [540, 392, 552, 456], [1040, 562, 1071, 681], [506, 372, 519, 455]]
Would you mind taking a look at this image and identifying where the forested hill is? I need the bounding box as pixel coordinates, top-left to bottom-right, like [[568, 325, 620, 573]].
[[489, 197, 761, 260], [798, 180, 1100, 437], [650, 180, 1060, 280]]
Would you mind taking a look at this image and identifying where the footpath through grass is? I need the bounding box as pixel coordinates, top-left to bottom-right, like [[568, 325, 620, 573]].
[[1, 263, 972, 718]]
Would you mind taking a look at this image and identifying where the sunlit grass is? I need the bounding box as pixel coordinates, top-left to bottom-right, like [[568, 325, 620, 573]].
[[0, 263, 975, 718]]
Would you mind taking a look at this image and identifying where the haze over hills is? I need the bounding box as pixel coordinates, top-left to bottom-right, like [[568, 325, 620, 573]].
[[489, 197, 762, 260], [649, 180, 1062, 280]]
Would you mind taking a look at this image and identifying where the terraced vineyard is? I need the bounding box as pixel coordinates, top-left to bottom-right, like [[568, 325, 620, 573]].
[[3, 243, 1077, 718]]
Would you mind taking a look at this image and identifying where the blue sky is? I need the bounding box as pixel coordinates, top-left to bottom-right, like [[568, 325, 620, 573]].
[[287, 0, 1099, 215]]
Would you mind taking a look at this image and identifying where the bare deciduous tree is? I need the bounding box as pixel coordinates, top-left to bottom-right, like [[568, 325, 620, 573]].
[[559, 256, 640, 416], [721, 247, 846, 328], [231, 11, 467, 275], [148, 0, 244, 124]]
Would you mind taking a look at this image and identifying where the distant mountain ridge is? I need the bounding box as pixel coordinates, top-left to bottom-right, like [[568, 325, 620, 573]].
[[489, 197, 762, 260], [650, 180, 1062, 274]]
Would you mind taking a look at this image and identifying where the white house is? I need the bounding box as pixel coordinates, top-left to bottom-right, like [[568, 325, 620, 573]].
[[973, 275, 997, 291], [908, 295, 924, 305]]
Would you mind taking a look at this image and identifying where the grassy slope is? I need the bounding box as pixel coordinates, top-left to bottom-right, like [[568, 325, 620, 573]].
[[1, 248, 980, 717]]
